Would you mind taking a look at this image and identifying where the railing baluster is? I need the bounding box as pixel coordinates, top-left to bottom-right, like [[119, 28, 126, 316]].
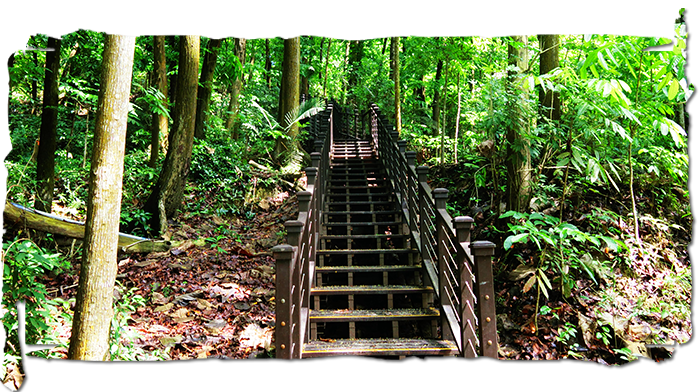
[[271, 244, 294, 358], [472, 241, 497, 358]]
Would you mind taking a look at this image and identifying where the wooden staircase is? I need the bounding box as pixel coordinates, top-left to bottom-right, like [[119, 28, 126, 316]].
[[272, 102, 497, 359]]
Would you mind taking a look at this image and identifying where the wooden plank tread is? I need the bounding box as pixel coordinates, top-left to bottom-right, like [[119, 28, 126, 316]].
[[323, 221, 402, 226], [310, 308, 439, 322], [301, 373, 462, 392], [302, 338, 458, 357], [317, 248, 415, 255], [321, 234, 408, 239], [315, 265, 421, 272], [311, 285, 433, 295]]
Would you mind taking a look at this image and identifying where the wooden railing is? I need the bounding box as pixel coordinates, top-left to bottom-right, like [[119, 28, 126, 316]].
[[365, 103, 498, 358], [271, 102, 333, 359]]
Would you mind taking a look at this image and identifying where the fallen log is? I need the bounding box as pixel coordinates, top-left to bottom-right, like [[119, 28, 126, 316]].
[[3, 201, 173, 254]]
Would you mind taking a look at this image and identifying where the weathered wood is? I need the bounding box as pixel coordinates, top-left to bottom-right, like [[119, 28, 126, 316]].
[[472, 240, 498, 358], [3, 202, 173, 253], [303, 338, 458, 357]]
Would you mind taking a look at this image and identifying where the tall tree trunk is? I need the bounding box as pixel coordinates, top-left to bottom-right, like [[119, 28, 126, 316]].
[[391, 37, 401, 135], [454, 70, 461, 163], [34, 36, 61, 213], [31, 50, 38, 113], [537, 35, 561, 124], [68, 34, 135, 361], [323, 38, 331, 99], [505, 35, 532, 213], [194, 38, 222, 140], [227, 38, 247, 138], [274, 37, 300, 167], [144, 35, 200, 234], [0, 8, 19, 166], [432, 58, 443, 137], [149, 35, 168, 168], [265, 38, 272, 88], [167, 36, 178, 108], [347, 40, 363, 104]]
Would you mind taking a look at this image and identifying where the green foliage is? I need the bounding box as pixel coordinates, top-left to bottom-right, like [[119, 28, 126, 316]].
[[2, 238, 71, 363], [500, 211, 621, 298]]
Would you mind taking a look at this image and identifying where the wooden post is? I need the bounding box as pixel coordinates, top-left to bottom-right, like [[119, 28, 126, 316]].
[[272, 244, 294, 358], [285, 220, 303, 246], [397, 139, 407, 155], [454, 216, 477, 357], [471, 240, 498, 358], [405, 151, 416, 168], [417, 166, 430, 262], [432, 188, 451, 341]]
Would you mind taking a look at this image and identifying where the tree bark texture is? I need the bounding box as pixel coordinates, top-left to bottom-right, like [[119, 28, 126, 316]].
[[506, 35, 532, 213], [226, 38, 246, 138], [391, 37, 401, 135], [194, 38, 222, 140], [347, 40, 364, 102], [68, 34, 135, 361], [149, 36, 168, 168], [167, 36, 178, 108], [274, 37, 300, 162], [265, 39, 272, 88], [537, 35, 561, 124], [34, 37, 61, 212], [0, 8, 19, 165], [432, 59, 443, 137], [144, 35, 200, 233]]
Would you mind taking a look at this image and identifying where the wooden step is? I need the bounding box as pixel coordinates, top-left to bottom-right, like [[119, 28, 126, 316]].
[[311, 285, 432, 295], [302, 338, 458, 357], [321, 234, 408, 240], [310, 308, 439, 322], [316, 265, 421, 273], [323, 221, 402, 226], [325, 210, 400, 215], [326, 200, 395, 206], [317, 248, 415, 255], [301, 373, 462, 392]]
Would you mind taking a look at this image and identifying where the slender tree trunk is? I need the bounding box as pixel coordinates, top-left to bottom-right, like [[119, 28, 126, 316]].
[[144, 35, 200, 234], [440, 61, 448, 164], [391, 37, 401, 135], [323, 38, 331, 99], [68, 34, 135, 361], [194, 38, 223, 140], [454, 70, 461, 163], [432, 58, 443, 137], [537, 35, 561, 124], [167, 36, 178, 108], [0, 8, 19, 166], [227, 38, 247, 138], [149, 35, 168, 168], [505, 35, 532, 213], [274, 37, 300, 165], [31, 51, 38, 113], [34, 37, 61, 213], [265, 39, 272, 88]]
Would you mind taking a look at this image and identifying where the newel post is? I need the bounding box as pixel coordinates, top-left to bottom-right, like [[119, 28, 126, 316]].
[[417, 166, 430, 261], [471, 240, 498, 358], [432, 188, 452, 340], [406, 151, 416, 168], [454, 216, 477, 357], [397, 140, 407, 155], [272, 244, 294, 358]]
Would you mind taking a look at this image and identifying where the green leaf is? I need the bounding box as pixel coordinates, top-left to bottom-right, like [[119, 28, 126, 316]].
[[597, 51, 609, 70], [504, 233, 528, 250], [668, 79, 679, 100], [523, 274, 537, 293], [537, 275, 550, 299], [657, 71, 673, 92]]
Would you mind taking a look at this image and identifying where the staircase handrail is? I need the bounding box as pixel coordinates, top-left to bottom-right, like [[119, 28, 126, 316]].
[[365, 103, 498, 358], [272, 102, 333, 359]]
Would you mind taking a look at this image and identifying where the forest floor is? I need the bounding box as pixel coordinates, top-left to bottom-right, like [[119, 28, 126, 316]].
[[6, 166, 693, 366]]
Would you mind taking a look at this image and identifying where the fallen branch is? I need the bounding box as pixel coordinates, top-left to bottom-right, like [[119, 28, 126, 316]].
[[3, 201, 173, 254]]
